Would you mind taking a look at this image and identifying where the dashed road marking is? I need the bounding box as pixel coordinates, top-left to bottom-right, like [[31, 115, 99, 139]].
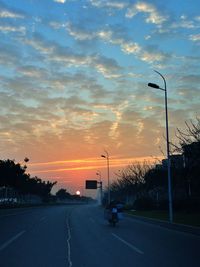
[[112, 233, 144, 254], [0, 230, 26, 251]]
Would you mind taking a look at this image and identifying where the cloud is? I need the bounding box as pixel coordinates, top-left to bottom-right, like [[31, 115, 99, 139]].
[[0, 24, 26, 34], [140, 48, 169, 63], [126, 1, 167, 25], [97, 29, 142, 55], [49, 21, 67, 30], [98, 28, 141, 54], [177, 87, 200, 102], [23, 33, 123, 79], [149, 13, 200, 41], [66, 22, 170, 65], [181, 74, 200, 84], [23, 34, 55, 54], [66, 23, 142, 59], [0, 10, 23, 19], [121, 42, 141, 54], [0, 2, 26, 36], [17, 65, 45, 78], [0, 6, 24, 19], [89, 0, 127, 10], [2, 69, 158, 160], [171, 15, 198, 29], [94, 55, 122, 78], [0, 64, 122, 150], [109, 100, 130, 140], [189, 34, 200, 42], [66, 22, 96, 41], [0, 41, 23, 67], [53, 0, 66, 3]]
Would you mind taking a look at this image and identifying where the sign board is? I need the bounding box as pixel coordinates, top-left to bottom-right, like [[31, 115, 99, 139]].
[[85, 180, 97, 189]]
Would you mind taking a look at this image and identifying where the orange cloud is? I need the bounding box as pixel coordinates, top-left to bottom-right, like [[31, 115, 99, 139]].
[[29, 155, 159, 172]]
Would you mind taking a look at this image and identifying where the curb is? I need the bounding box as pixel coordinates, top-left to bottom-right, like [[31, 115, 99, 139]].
[[125, 213, 200, 236]]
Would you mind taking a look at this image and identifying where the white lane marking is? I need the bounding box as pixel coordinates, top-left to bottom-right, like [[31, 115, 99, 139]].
[[66, 218, 72, 267], [0, 230, 26, 251], [112, 233, 144, 254]]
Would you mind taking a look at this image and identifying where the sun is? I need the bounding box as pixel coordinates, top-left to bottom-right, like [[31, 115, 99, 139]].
[[76, 190, 81, 196]]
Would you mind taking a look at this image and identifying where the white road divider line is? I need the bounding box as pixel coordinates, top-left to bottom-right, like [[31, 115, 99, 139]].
[[0, 230, 26, 251], [112, 233, 144, 255], [66, 218, 72, 267]]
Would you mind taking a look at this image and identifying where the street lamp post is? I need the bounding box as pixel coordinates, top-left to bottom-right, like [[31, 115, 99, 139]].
[[101, 150, 110, 204], [96, 170, 103, 205], [148, 70, 173, 223]]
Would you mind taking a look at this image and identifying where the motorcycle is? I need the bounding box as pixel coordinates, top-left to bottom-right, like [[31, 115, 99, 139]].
[[108, 211, 118, 226], [104, 207, 119, 227]]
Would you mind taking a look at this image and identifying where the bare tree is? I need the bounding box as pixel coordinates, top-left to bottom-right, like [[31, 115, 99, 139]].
[[172, 118, 200, 198], [170, 117, 200, 153], [110, 161, 152, 203]]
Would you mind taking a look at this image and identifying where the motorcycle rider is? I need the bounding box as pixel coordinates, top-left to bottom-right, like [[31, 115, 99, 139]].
[[105, 201, 118, 224]]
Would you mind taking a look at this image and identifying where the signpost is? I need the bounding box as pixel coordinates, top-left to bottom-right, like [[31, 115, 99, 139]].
[[85, 180, 103, 204]]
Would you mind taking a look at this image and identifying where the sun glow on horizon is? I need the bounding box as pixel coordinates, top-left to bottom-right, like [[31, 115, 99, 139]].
[[29, 155, 161, 173]]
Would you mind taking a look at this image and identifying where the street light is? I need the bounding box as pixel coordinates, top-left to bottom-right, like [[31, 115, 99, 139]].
[[148, 70, 173, 223], [101, 150, 110, 204], [96, 170, 103, 205]]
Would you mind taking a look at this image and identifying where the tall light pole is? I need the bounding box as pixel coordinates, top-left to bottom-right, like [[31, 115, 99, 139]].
[[148, 70, 173, 223], [96, 170, 103, 205], [101, 150, 110, 204]]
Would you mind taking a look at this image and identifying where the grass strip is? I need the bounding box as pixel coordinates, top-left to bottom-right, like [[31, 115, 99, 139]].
[[127, 210, 200, 227]]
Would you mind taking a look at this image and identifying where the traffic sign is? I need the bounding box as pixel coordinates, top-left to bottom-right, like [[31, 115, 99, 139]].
[[85, 180, 97, 189]]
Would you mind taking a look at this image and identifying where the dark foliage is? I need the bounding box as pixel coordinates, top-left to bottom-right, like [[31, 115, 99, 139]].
[[56, 188, 71, 199], [109, 118, 200, 212], [133, 197, 155, 210], [0, 159, 56, 199]]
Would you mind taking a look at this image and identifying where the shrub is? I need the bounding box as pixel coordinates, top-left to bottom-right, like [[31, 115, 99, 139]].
[[133, 197, 155, 210]]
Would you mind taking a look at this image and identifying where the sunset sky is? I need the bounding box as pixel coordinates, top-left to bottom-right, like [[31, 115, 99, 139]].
[[0, 0, 199, 196]]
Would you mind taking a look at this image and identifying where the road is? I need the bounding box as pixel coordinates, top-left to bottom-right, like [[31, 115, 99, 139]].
[[0, 204, 199, 267]]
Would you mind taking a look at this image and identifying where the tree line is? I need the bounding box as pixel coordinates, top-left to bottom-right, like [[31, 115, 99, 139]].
[[108, 118, 200, 212], [55, 188, 93, 202], [0, 159, 57, 202], [0, 159, 94, 204]]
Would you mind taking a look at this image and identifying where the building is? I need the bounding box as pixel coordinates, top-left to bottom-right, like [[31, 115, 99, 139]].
[[162, 154, 184, 169]]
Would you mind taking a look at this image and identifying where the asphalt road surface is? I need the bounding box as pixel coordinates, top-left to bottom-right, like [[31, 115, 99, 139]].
[[0, 204, 199, 267]]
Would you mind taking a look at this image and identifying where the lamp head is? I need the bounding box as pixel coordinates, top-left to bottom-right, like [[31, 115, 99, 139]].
[[24, 157, 29, 163], [148, 82, 160, 89], [101, 155, 106, 158]]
